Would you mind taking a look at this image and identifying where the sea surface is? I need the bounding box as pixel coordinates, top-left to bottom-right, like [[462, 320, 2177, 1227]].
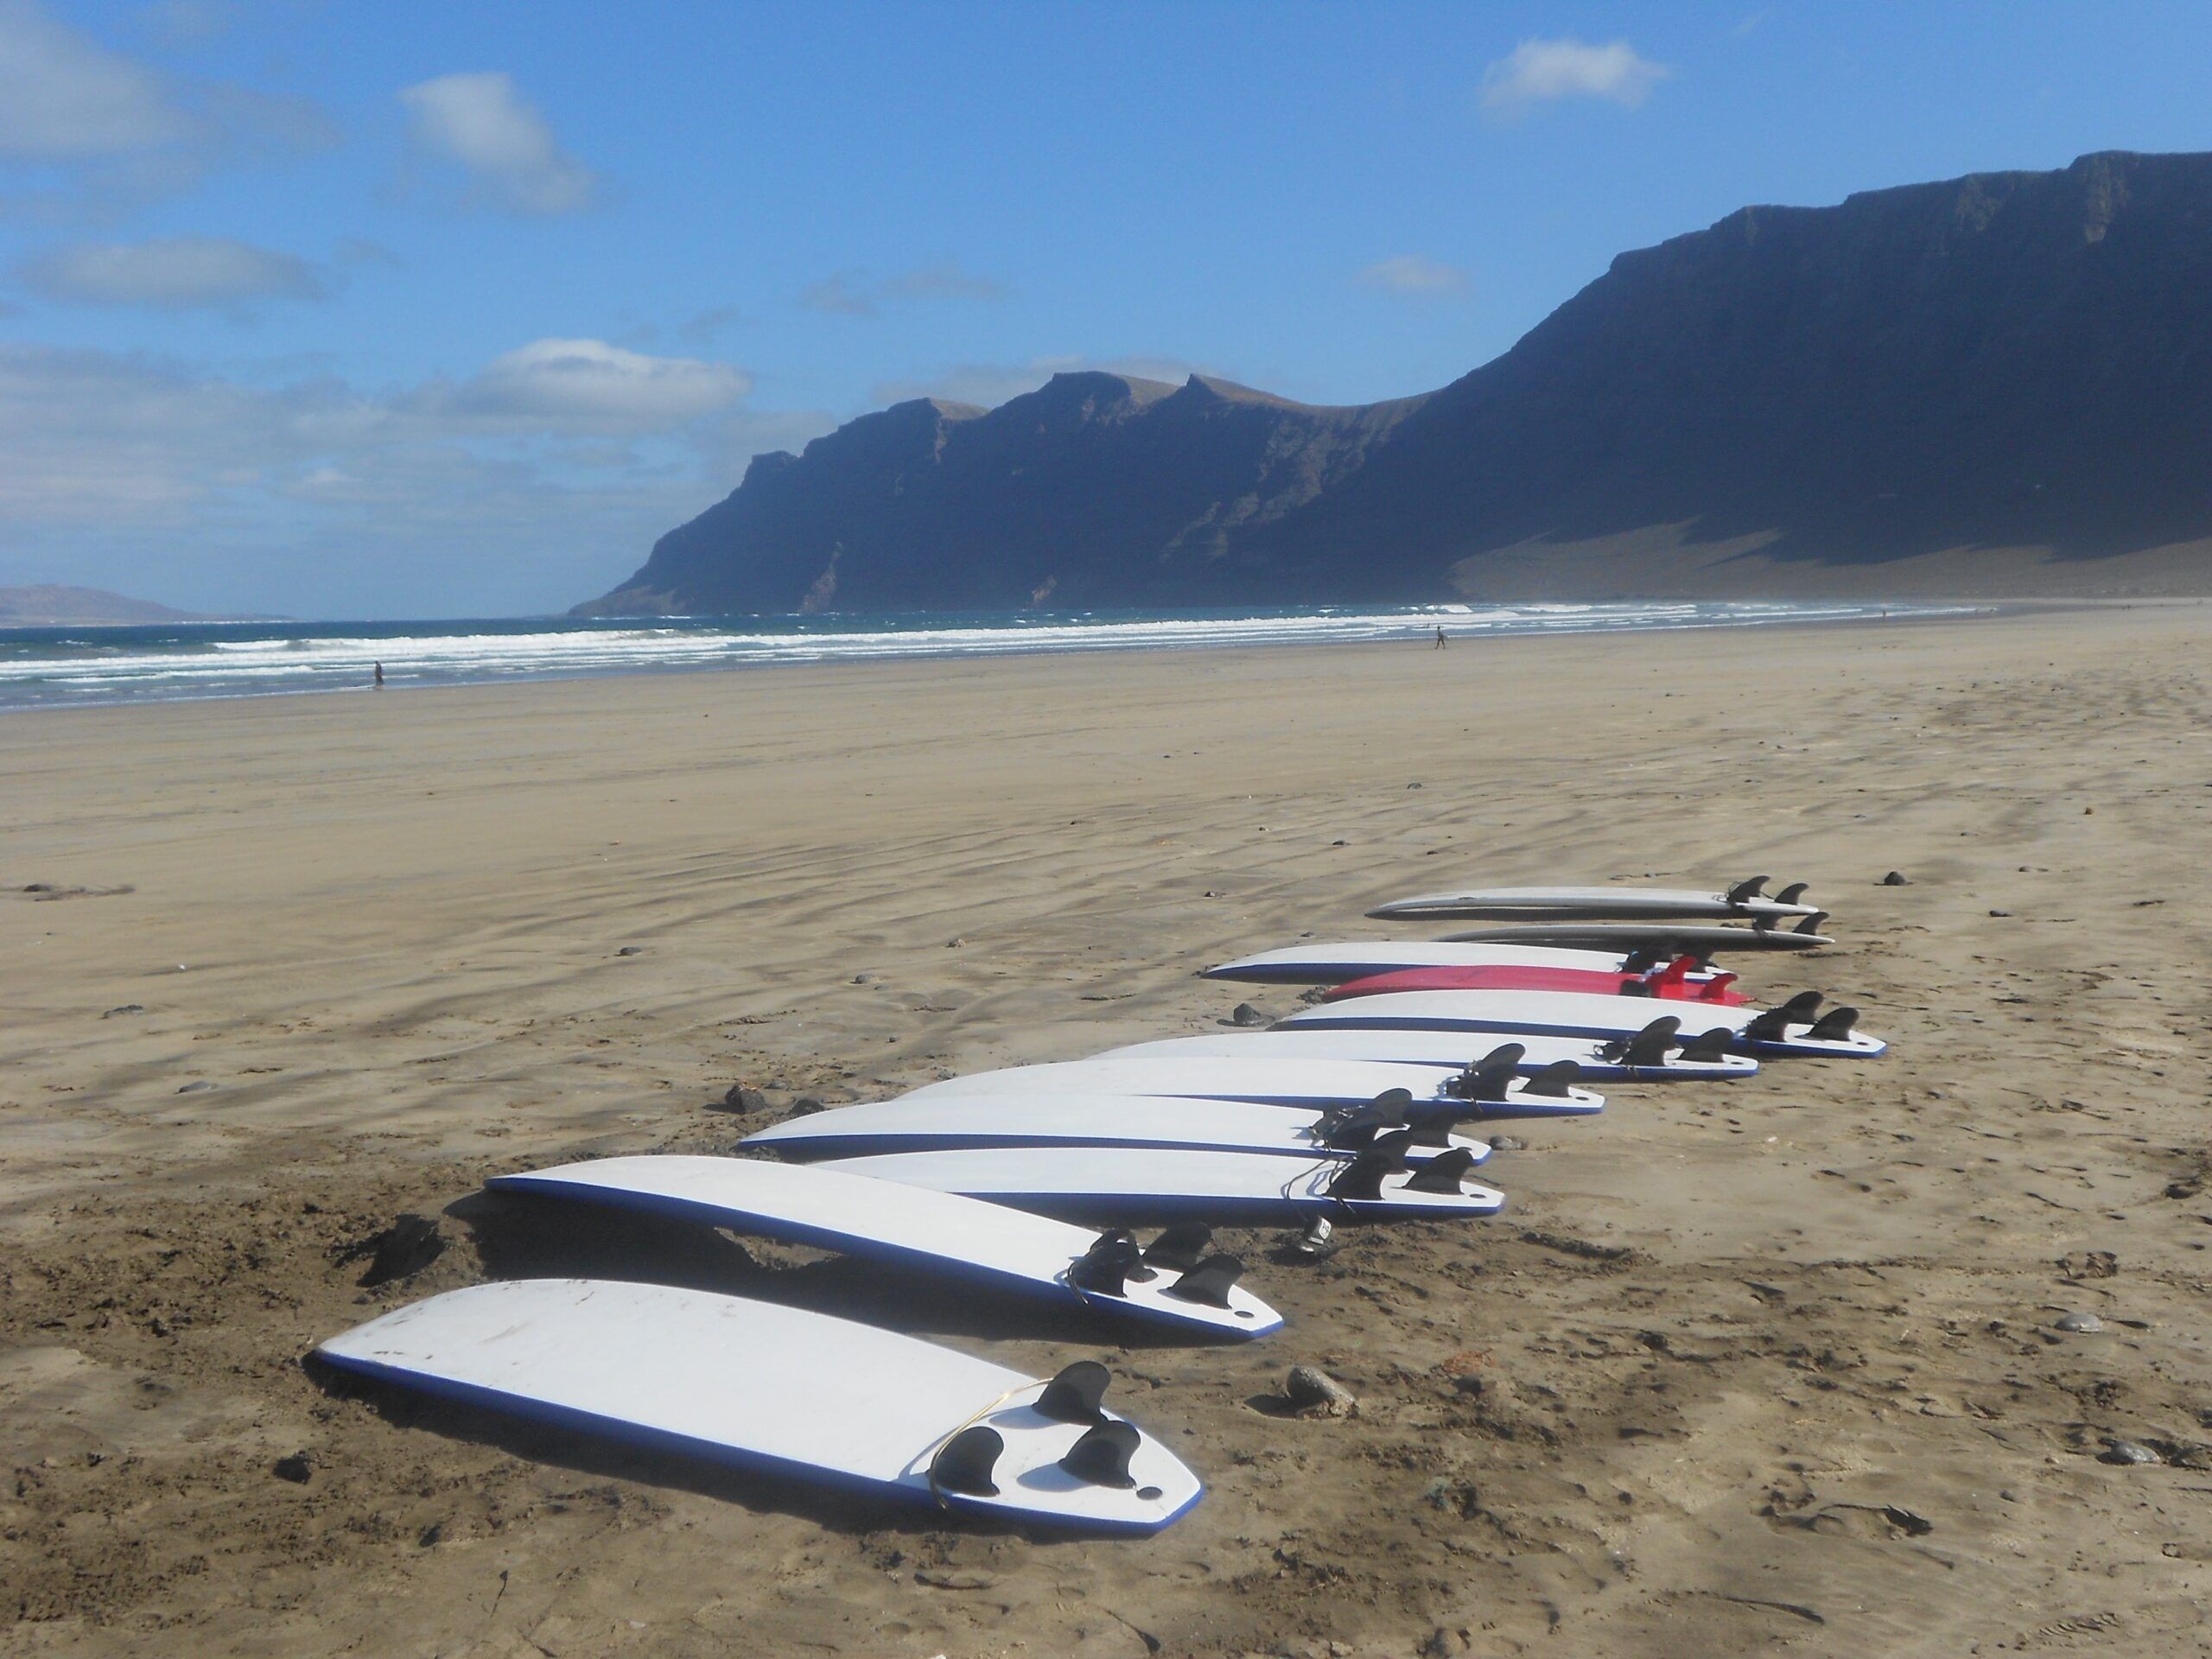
[[0, 601, 1967, 711]]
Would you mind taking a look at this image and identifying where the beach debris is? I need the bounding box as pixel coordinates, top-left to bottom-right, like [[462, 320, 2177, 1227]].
[[1989, 908, 2012, 917], [2058, 1250, 2119, 1280], [719, 1084, 769, 1114], [1881, 871, 1910, 886], [271, 1452, 315, 1484], [944, 937, 964, 948], [337, 1214, 447, 1287], [2054, 1312, 2106, 1333], [913, 1568, 998, 1591], [1490, 1135, 1527, 1152], [2101, 1438, 2158, 1465], [101, 1003, 145, 1018], [1283, 1364, 1357, 1418], [175, 1080, 215, 1095], [1229, 1002, 1268, 1027], [1277, 1217, 1338, 1262], [615, 945, 643, 957], [1406, 781, 1423, 789]]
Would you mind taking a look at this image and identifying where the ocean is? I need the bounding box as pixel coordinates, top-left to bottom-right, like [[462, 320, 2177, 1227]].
[[0, 600, 1966, 711]]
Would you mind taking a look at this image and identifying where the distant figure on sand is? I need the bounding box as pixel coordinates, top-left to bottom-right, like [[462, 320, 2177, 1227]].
[[373, 661, 385, 689], [1434, 626, 1446, 650]]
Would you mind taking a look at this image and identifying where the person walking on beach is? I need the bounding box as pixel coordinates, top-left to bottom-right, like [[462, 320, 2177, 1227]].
[[1434, 626, 1447, 650], [373, 661, 385, 689]]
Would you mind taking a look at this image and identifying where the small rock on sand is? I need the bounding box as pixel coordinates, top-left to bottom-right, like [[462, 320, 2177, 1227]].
[[175, 1080, 215, 1095], [1490, 1135, 1526, 1152], [2102, 1438, 2158, 1465], [720, 1084, 768, 1113], [1881, 870, 1910, 885], [102, 1003, 145, 1018], [271, 1452, 315, 1484], [2055, 1312, 2106, 1333], [1230, 1003, 1268, 1027], [614, 945, 643, 957], [1284, 1365, 1357, 1418], [1989, 908, 2012, 917]]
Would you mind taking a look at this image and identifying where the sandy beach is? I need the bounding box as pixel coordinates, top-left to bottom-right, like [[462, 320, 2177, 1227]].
[[5, 604, 2210, 1656]]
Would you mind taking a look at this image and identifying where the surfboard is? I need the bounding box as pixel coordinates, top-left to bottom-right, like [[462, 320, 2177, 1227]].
[[490, 1156, 1281, 1338], [1102, 1029, 1760, 1081], [1367, 876, 1821, 923], [1204, 939, 1729, 984], [1440, 917, 1833, 952], [817, 1134, 1506, 1225], [315, 1279, 1202, 1533], [1281, 988, 1886, 1059], [743, 1093, 1497, 1165], [1319, 963, 1747, 1005], [899, 1056, 1604, 1120]]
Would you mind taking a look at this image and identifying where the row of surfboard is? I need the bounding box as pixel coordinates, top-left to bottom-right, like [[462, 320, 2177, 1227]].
[[315, 876, 1879, 1535]]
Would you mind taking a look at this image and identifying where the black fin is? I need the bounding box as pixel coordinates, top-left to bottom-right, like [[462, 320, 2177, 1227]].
[[1742, 1009, 1791, 1043], [1676, 1027, 1734, 1062], [1368, 1086, 1414, 1120], [1323, 1086, 1412, 1140], [1621, 944, 1663, 972], [1725, 875, 1770, 905], [1464, 1058, 1519, 1101], [1525, 1058, 1580, 1097], [1058, 1421, 1140, 1490], [1808, 1005, 1860, 1040], [1793, 911, 1830, 937], [1751, 914, 1781, 931], [1402, 1101, 1472, 1135], [1327, 1129, 1415, 1200], [1775, 881, 1810, 906], [1774, 989, 1825, 1021], [1619, 979, 1653, 997], [930, 1426, 1003, 1497], [1403, 1147, 1478, 1195], [1066, 1230, 1145, 1297], [1474, 1041, 1526, 1071], [1603, 1014, 1681, 1066], [1035, 1360, 1111, 1425], [1141, 1223, 1215, 1274], [1166, 1254, 1244, 1307]]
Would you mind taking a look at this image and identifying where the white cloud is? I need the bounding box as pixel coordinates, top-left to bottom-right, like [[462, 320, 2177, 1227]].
[[398, 71, 601, 216], [1356, 255, 1468, 296], [800, 262, 1007, 318], [1479, 37, 1669, 119], [20, 234, 327, 308], [423, 338, 751, 434], [0, 0, 188, 157]]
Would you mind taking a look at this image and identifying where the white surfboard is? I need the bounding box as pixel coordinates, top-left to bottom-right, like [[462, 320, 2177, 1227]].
[[1369, 877, 1821, 922], [744, 1093, 1496, 1165], [899, 1056, 1605, 1119], [1281, 988, 1886, 1059], [1102, 1029, 1760, 1081], [1441, 917, 1833, 952], [488, 1156, 1279, 1339], [316, 1279, 1201, 1533], [818, 1135, 1505, 1225], [1203, 939, 1725, 984]]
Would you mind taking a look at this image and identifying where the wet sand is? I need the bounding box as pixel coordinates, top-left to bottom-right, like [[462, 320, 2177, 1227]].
[[4, 603, 2210, 1656]]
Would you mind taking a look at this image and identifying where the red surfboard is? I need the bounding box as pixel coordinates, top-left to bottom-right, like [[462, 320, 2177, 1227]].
[[1320, 958, 1749, 1006]]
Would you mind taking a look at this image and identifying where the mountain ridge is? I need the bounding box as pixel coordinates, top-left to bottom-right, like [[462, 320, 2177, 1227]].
[[580, 149, 2212, 616]]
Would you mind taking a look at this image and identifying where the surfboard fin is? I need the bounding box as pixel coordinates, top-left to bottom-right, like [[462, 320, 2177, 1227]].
[[1793, 911, 1830, 936], [1775, 881, 1810, 906], [1141, 1223, 1216, 1274], [1776, 989, 1825, 1020], [930, 1425, 1004, 1497], [1402, 1147, 1478, 1195], [1327, 1130, 1415, 1201], [1525, 1059, 1580, 1097], [1676, 1027, 1734, 1062], [1619, 979, 1654, 997], [1601, 1015, 1681, 1067], [1726, 876, 1771, 905], [1068, 1230, 1147, 1296], [1166, 1254, 1245, 1308], [1058, 1421, 1140, 1489], [1036, 1360, 1112, 1426], [1622, 944, 1665, 972], [1444, 1058, 1517, 1103], [1808, 1005, 1860, 1040]]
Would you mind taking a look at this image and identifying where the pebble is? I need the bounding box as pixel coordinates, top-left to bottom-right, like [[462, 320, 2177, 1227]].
[[175, 1080, 215, 1095], [789, 1096, 828, 1116], [1881, 871, 1910, 886], [1284, 1365, 1357, 1418], [1989, 908, 2012, 917], [101, 1004, 145, 1018], [1489, 1135, 1526, 1152], [271, 1452, 315, 1484], [614, 945, 643, 957], [2102, 1439, 2158, 1465], [721, 1084, 768, 1113], [1230, 1002, 1269, 1027], [2055, 1312, 2105, 1333]]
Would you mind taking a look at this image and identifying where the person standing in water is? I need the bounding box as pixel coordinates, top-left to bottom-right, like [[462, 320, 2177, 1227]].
[[373, 661, 385, 688]]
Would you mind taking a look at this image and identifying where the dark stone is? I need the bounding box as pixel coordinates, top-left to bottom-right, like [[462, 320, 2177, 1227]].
[[1989, 908, 2012, 917], [720, 1084, 769, 1113], [175, 1080, 215, 1095], [1230, 1002, 1269, 1027], [1284, 1365, 1356, 1417], [272, 1452, 314, 1484], [789, 1096, 828, 1116], [101, 1003, 145, 1018], [1881, 871, 1910, 886], [614, 945, 643, 957]]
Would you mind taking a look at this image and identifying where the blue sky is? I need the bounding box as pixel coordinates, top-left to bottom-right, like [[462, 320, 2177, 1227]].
[[3, 1, 2209, 618]]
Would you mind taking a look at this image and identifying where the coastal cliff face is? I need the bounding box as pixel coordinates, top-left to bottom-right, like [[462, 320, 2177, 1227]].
[[580, 150, 2212, 615]]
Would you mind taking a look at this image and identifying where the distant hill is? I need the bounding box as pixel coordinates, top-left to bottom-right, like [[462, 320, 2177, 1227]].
[[0, 585, 220, 626], [580, 150, 2212, 615]]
